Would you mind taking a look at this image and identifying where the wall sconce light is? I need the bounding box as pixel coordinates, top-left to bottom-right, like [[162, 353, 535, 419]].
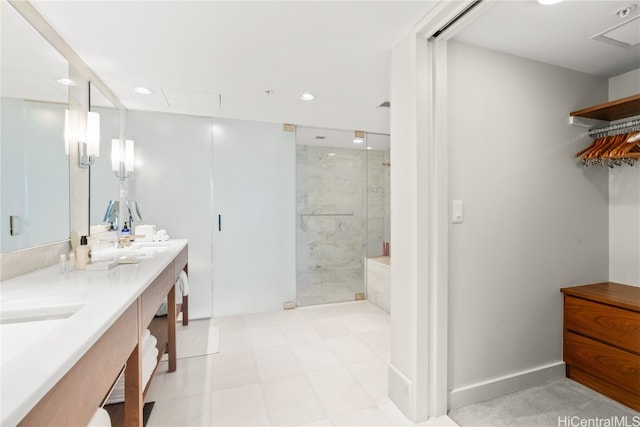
[[64, 110, 100, 168], [111, 138, 135, 180]]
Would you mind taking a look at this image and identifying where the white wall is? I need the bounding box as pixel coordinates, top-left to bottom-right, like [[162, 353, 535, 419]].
[[608, 69, 640, 287], [447, 41, 609, 408], [389, 30, 419, 419], [126, 110, 214, 319]]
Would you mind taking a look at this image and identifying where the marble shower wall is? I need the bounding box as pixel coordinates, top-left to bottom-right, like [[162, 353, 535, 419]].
[[296, 144, 390, 306], [367, 149, 391, 257]]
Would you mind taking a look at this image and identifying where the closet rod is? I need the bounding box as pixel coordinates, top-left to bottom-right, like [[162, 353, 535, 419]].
[[587, 118, 640, 138]]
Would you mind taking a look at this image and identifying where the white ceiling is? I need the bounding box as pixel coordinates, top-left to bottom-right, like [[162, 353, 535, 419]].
[[29, 1, 440, 135], [4, 0, 640, 138], [453, 0, 640, 78], [1, 1, 68, 104]]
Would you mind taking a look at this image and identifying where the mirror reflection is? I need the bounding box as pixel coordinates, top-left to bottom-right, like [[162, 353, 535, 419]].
[[0, 1, 70, 252], [89, 83, 120, 229]]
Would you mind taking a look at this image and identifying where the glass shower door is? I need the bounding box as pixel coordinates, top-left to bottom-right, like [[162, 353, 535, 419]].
[[295, 127, 368, 306]]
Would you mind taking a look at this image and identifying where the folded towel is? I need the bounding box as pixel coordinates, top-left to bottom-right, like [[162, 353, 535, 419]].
[[155, 301, 168, 316], [178, 270, 189, 297], [141, 328, 150, 344], [142, 346, 159, 388], [87, 407, 112, 427], [154, 271, 189, 316], [142, 336, 158, 363], [104, 334, 159, 405], [144, 335, 158, 354]]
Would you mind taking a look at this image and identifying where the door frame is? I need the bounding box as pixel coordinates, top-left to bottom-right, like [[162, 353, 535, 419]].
[[388, 1, 489, 421]]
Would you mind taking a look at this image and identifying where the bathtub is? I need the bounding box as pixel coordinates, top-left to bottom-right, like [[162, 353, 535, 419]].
[[366, 256, 390, 313]]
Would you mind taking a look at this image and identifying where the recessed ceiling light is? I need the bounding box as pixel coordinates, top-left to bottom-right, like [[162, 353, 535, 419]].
[[537, 0, 563, 4], [617, 5, 637, 18], [328, 152, 336, 156], [366, 147, 373, 150], [57, 78, 77, 86], [299, 92, 315, 101], [134, 87, 153, 95], [353, 138, 364, 144]]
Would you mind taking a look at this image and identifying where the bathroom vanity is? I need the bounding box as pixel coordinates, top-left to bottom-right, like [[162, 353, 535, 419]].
[[0, 239, 188, 426]]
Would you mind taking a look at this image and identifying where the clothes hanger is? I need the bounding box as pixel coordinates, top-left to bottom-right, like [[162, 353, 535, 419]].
[[598, 134, 626, 158], [576, 136, 602, 158], [609, 134, 636, 158], [604, 133, 632, 158]]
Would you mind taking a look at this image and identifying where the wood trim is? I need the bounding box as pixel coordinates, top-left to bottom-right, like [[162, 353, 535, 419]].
[[182, 294, 189, 326], [567, 366, 640, 411], [561, 282, 640, 313], [570, 94, 640, 122], [175, 246, 188, 274], [140, 264, 175, 327], [564, 331, 639, 394], [564, 295, 640, 354], [124, 299, 143, 427], [167, 285, 177, 373], [18, 303, 138, 426]]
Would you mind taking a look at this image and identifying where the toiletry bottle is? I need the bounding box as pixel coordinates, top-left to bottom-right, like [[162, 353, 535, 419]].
[[59, 254, 66, 273], [67, 252, 76, 271], [76, 235, 91, 269], [121, 222, 131, 238]]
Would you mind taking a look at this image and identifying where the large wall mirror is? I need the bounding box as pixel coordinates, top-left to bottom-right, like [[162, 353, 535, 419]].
[[0, 1, 70, 252]]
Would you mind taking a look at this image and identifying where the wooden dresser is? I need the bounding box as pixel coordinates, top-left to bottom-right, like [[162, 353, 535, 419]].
[[561, 282, 640, 411]]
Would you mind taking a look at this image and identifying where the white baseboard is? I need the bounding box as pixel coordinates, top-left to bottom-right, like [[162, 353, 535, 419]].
[[388, 363, 412, 420], [448, 361, 566, 410]]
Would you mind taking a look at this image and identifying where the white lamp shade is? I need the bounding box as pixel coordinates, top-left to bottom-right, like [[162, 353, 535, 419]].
[[125, 140, 135, 173], [111, 139, 120, 172], [111, 138, 135, 177], [86, 112, 100, 156]]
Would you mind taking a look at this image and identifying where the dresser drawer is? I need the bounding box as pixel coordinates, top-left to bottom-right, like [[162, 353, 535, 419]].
[[564, 295, 640, 354], [564, 330, 640, 395]]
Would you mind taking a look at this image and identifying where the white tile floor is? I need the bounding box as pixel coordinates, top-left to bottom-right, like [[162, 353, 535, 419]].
[[145, 301, 436, 426]]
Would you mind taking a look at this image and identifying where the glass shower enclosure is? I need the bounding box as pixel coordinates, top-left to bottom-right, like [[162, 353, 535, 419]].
[[295, 127, 390, 307]]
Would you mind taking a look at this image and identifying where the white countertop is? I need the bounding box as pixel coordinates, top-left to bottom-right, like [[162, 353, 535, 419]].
[[0, 239, 188, 426]]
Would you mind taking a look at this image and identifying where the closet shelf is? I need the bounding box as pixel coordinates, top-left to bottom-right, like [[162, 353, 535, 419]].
[[570, 94, 640, 122]]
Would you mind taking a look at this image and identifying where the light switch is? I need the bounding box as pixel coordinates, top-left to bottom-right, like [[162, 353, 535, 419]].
[[452, 200, 464, 224]]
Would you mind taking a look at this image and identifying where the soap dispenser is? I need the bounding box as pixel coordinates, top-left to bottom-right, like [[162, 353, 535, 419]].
[[76, 235, 92, 269], [121, 222, 131, 238]]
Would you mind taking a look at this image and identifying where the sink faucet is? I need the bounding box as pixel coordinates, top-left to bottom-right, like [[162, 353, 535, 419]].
[[103, 200, 120, 231], [103, 200, 142, 232], [125, 200, 143, 229]]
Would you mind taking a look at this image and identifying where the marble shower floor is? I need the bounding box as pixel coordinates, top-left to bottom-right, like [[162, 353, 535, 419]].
[[296, 281, 365, 306]]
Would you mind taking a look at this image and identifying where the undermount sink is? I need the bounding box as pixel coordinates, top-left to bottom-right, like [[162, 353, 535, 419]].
[[0, 301, 86, 325], [0, 300, 86, 365]]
